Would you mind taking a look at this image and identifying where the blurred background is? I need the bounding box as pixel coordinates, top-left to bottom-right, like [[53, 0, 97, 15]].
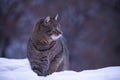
[[0, 0, 120, 71]]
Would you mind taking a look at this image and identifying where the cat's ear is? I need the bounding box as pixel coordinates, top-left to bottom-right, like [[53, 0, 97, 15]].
[[44, 16, 50, 24], [54, 14, 58, 20]]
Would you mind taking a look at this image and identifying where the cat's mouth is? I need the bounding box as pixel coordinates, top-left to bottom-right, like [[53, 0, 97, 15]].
[[51, 34, 62, 40]]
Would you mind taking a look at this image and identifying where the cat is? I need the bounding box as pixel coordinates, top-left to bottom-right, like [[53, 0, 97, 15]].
[[27, 15, 69, 76]]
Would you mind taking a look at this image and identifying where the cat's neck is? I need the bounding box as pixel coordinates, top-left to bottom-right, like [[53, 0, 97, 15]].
[[30, 38, 56, 52]]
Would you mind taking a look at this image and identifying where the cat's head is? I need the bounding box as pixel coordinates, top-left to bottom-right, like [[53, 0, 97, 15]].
[[33, 14, 62, 41]]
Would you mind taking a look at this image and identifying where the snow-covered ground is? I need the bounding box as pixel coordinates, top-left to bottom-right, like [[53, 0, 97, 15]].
[[0, 58, 120, 80]]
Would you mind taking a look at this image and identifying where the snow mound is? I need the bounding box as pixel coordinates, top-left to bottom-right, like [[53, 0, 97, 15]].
[[0, 58, 120, 80]]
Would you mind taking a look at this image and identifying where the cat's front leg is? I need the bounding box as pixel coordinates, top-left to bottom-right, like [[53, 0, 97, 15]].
[[47, 53, 64, 75], [31, 58, 49, 76]]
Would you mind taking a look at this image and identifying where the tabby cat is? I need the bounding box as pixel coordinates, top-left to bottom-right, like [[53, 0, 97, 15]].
[[27, 15, 69, 76]]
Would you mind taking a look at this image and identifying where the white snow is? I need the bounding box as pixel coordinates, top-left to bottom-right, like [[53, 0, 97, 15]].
[[0, 58, 120, 80]]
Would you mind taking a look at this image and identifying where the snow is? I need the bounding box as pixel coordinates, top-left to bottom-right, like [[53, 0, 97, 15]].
[[0, 58, 120, 80]]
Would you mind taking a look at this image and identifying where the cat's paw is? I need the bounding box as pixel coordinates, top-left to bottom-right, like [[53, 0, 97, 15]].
[[32, 67, 47, 76]]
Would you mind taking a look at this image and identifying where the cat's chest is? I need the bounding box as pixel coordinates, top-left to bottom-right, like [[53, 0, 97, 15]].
[[48, 40, 62, 60]]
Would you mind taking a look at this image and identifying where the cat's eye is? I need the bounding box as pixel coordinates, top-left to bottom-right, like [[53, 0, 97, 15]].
[[46, 30, 53, 35], [46, 30, 51, 33]]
